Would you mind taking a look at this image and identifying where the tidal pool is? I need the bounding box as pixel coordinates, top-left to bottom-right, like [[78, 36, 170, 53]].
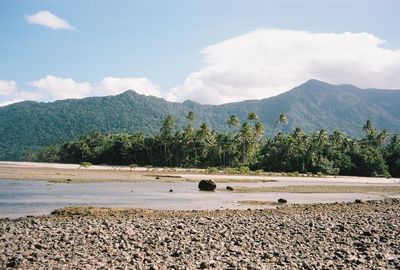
[[0, 179, 395, 218]]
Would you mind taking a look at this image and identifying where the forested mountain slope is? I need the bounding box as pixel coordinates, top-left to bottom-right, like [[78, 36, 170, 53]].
[[1, 79, 400, 160]]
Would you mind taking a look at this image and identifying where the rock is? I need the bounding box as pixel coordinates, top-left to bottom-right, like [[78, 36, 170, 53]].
[[199, 261, 209, 269], [0, 199, 399, 269], [126, 228, 135, 236], [226, 186, 234, 191], [336, 224, 345, 232], [198, 180, 216, 191], [169, 189, 173, 192], [362, 230, 373, 237], [176, 223, 185, 229], [355, 199, 363, 204], [278, 198, 287, 204], [171, 250, 182, 257], [6, 257, 20, 268]]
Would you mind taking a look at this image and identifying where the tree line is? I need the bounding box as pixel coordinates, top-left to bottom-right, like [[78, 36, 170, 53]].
[[29, 112, 400, 177]]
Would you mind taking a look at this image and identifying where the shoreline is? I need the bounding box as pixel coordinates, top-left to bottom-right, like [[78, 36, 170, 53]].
[[1, 161, 398, 184], [1, 199, 399, 268]]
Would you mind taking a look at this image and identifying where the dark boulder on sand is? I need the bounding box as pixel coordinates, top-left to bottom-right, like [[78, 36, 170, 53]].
[[278, 198, 287, 204], [198, 180, 216, 191]]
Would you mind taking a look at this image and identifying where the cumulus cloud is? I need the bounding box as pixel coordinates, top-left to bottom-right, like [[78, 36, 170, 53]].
[[29, 76, 92, 100], [166, 29, 400, 104], [25, 10, 76, 30], [95, 77, 161, 97], [0, 80, 17, 96], [0, 81, 44, 107], [0, 75, 161, 107]]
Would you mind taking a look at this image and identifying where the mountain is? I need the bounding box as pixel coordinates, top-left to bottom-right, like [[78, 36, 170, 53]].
[[1, 79, 400, 160]]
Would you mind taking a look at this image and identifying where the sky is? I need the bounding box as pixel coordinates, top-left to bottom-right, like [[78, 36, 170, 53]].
[[1, 0, 400, 106]]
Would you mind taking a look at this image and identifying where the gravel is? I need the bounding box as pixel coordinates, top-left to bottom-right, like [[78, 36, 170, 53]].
[[1, 199, 399, 269]]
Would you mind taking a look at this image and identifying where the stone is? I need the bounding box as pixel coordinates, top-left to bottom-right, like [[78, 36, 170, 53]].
[[278, 198, 287, 204], [199, 261, 209, 269], [226, 186, 234, 191], [198, 180, 216, 191], [362, 230, 373, 237]]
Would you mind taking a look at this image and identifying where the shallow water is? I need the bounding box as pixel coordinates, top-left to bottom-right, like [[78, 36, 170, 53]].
[[0, 179, 394, 218]]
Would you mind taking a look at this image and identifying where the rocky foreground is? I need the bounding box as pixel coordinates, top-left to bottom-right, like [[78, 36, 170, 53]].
[[1, 200, 399, 269]]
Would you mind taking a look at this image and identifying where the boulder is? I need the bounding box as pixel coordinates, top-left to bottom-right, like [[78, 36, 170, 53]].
[[278, 198, 287, 204], [226, 186, 234, 191], [198, 180, 216, 191]]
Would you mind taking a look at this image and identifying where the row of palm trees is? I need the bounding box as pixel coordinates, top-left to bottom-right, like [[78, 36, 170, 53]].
[[30, 112, 400, 177]]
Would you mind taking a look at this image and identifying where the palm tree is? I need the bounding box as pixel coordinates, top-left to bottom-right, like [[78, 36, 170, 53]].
[[292, 127, 306, 141], [254, 121, 265, 139], [183, 111, 196, 166], [184, 111, 196, 134], [247, 112, 259, 122], [377, 129, 389, 145], [227, 115, 240, 130], [315, 129, 329, 145], [196, 122, 216, 164], [362, 120, 376, 136], [186, 111, 195, 125], [275, 113, 288, 134], [160, 115, 175, 166], [277, 113, 288, 125], [237, 122, 254, 163], [330, 129, 344, 147]]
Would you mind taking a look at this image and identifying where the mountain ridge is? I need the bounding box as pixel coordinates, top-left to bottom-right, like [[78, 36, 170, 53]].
[[1, 79, 400, 160]]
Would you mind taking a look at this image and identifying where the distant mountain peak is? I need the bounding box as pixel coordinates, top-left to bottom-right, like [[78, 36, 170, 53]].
[[119, 89, 138, 96], [301, 79, 334, 87], [1, 79, 400, 160]]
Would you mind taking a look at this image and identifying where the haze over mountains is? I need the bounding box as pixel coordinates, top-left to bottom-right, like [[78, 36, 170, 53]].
[[1, 79, 400, 161]]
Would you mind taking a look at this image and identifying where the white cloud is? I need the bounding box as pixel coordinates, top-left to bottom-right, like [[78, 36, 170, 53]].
[[95, 76, 161, 97], [29, 76, 92, 100], [0, 81, 44, 107], [25, 10, 76, 30], [0, 75, 160, 107], [166, 29, 400, 104], [14, 91, 44, 101], [0, 80, 17, 96]]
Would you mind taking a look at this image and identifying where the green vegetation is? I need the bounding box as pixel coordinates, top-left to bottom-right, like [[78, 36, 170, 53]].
[[30, 113, 400, 177], [1, 79, 400, 161], [79, 161, 93, 168]]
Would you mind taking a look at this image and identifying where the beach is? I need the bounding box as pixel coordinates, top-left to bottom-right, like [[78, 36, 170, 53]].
[[1, 161, 399, 184], [1, 200, 399, 269], [1, 162, 400, 268]]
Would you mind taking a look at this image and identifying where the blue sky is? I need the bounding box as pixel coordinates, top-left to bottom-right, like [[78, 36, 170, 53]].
[[1, 0, 400, 105]]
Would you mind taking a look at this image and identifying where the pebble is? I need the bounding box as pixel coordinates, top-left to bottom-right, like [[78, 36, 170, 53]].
[[0, 199, 399, 269]]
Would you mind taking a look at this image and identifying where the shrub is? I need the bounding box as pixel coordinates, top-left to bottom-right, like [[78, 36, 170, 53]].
[[130, 164, 138, 171], [239, 166, 251, 174], [207, 167, 219, 174], [80, 161, 92, 168]]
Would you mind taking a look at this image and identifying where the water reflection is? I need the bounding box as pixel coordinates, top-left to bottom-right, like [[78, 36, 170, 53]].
[[0, 179, 392, 218]]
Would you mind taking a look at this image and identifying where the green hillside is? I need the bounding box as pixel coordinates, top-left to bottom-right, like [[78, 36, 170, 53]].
[[1, 79, 400, 160]]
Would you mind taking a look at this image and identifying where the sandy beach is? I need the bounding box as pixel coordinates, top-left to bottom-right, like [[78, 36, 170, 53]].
[[1, 163, 400, 269], [1, 161, 399, 185]]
